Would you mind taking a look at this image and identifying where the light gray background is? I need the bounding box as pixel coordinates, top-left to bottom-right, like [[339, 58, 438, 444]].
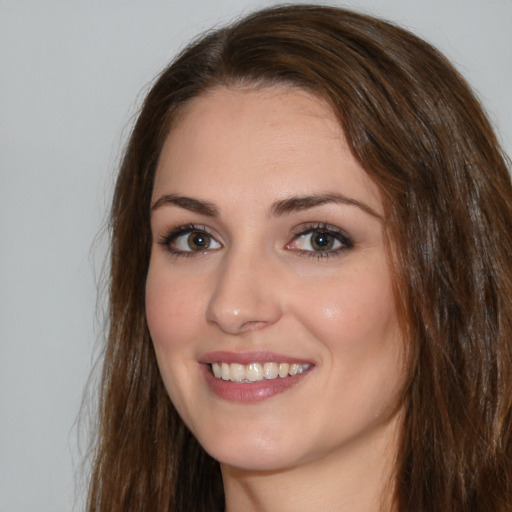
[[1, 1, 510, 511]]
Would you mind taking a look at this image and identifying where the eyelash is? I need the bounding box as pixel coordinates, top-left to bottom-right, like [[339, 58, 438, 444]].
[[289, 222, 354, 260], [158, 224, 219, 258], [157, 222, 354, 260]]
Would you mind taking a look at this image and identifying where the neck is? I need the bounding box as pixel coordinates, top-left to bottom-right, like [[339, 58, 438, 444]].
[[221, 412, 400, 512]]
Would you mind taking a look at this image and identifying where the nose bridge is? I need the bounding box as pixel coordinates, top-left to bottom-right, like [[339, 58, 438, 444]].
[[206, 244, 282, 334]]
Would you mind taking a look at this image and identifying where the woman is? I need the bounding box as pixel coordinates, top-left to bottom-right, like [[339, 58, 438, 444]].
[[87, 4, 512, 511]]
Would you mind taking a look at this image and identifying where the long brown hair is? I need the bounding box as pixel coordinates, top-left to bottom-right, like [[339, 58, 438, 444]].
[[87, 5, 512, 511]]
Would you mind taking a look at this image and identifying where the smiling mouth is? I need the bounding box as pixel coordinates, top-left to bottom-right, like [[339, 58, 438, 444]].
[[210, 362, 312, 382]]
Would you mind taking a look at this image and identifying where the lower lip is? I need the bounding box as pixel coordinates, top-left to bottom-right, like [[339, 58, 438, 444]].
[[200, 364, 312, 403]]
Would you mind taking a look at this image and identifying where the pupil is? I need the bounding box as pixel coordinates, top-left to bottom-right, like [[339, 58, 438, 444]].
[[312, 231, 333, 251], [188, 232, 209, 250]]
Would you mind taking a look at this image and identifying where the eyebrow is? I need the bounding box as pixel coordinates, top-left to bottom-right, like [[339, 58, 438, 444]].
[[270, 193, 382, 219], [151, 192, 381, 220], [151, 194, 219, 216]]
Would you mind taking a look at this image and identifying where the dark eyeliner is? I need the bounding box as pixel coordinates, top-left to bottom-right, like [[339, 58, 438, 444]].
[[157, 223, 216, 257], [158, 223, 197, 248], [290, 222, 354, 259]]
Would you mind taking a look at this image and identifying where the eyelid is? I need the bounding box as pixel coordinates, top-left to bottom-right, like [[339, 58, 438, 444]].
[[156, 221, 353, 260], [286, 222, 354, 258], [158, 223, 223, 256]]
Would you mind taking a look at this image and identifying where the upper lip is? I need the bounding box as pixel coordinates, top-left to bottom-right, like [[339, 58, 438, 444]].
[[198, 350, 314, 365]]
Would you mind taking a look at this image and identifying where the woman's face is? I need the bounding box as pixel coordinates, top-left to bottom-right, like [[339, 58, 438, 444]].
[[146, 86, 405, 472]]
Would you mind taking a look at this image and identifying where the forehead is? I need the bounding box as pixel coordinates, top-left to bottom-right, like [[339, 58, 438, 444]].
[[153, 85, 382, 215]]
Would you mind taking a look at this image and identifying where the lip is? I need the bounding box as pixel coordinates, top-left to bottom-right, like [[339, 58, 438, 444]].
[[198, 350, 313, 365], [198, 351, 314, 403]]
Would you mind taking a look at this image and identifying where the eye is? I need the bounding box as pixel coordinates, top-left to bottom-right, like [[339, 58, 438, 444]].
[[292, 230, 342, 252], [286, 224, 353, 258], [174, 231, 219, 252], [159, 224, 222, 255]]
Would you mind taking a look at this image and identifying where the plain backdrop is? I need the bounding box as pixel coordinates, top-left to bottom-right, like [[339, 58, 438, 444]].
[[1, 1, 510, 511]]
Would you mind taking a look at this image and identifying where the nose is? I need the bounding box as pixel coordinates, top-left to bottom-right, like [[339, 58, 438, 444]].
[[205, 248, 283, 334]]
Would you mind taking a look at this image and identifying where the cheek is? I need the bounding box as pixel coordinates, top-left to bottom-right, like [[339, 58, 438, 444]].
[[145, 264, 207, 417], [298, 268, 405, 427], [145, 264, 206, 351], [298, 267, 397, 350]]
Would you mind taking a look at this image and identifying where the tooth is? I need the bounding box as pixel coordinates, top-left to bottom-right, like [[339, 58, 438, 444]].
[[230, 363, 245, 382], [221, 362, 230, 380], [289, 363, 300, 376], [278, 362, 290, 378], [212, 362, 222, 378], [246, 362, 264, 381], [263, 362, 279, 379], [211, 361, 310, 381]]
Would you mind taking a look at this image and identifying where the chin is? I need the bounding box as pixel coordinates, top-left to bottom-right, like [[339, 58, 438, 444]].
[[197, 424, 305, 472], [214, 449, 302, 473]]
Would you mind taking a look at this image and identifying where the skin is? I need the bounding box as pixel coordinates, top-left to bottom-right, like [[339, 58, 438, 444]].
[[146, 85, 405, 512]]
